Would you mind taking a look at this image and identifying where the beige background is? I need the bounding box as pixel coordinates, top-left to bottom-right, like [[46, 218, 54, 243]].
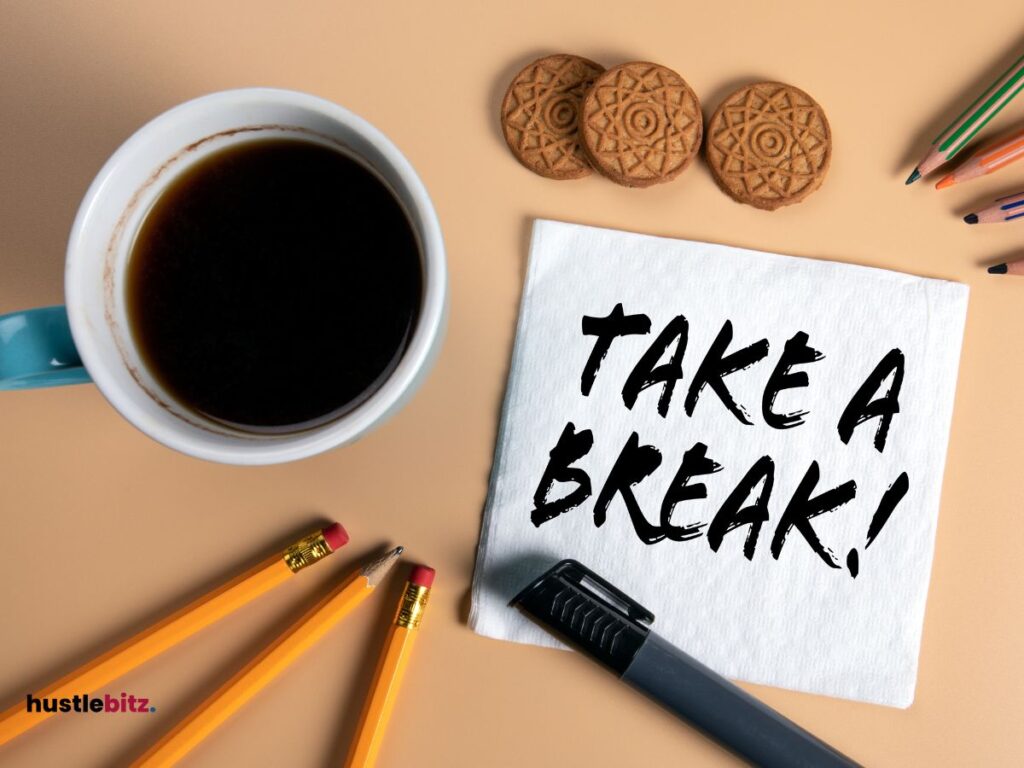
[[1, 1, 1022, 766]]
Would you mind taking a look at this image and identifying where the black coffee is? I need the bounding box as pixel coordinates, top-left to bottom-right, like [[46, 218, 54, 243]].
[[126, 138, 422, 432]]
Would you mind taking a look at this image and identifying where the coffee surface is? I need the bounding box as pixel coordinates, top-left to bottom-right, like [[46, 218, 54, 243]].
[[126, 138, 422, 432]]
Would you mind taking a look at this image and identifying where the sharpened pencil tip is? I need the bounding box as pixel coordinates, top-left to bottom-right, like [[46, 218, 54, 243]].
[[988, 263, 1008, 274], [964, 213, 979, 224], [360, 546, 405, 585], [905, 168, 921, 185], [935, 175, 954, 190]]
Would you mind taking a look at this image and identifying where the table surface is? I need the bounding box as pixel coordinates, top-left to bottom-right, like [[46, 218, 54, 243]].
[[2, 2, 1022, 766]]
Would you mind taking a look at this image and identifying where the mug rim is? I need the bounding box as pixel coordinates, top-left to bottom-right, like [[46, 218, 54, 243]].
[[65, 88, 446, 465]]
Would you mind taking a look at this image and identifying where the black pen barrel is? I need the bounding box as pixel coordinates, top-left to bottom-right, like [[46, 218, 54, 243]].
[[621, 634, 860, 768]]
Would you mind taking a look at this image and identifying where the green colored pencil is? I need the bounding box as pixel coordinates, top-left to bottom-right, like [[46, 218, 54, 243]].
[[906, 52, 1024, 184]]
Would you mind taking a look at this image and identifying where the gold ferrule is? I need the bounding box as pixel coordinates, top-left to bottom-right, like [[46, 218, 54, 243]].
[[282, 530, 333, 573], [395, 583, 430, 629]]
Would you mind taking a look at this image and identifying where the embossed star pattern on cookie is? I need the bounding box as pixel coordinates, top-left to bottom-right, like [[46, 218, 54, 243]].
[[501, 54, 605, 180], [580, 61, 703, 187], [707, 82, 831, 210]]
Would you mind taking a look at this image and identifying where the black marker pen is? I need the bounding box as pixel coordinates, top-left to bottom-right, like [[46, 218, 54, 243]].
[[512, 560, 861, 768]]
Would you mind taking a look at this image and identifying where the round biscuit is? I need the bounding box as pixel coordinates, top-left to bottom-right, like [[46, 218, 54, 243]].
[[500, 54, 605, 180], [706, 82, 832, 210], [579, 61, 703, 188]]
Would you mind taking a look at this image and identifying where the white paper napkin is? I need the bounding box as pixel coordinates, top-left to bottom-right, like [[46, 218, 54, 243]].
[[470, 219, 968, 708]]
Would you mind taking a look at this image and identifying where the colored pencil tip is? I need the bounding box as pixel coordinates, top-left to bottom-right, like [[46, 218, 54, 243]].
[[905, 168, 921, 185], [935, 175, 954, 190], [988, 263, 1008, 274], [964, 213, 979, 225]]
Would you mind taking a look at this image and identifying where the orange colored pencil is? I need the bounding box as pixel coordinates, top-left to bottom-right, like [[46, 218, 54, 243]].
[[936, 125, 1024, 189], [0, 523, 348, 747], [133, 546, 403, 768], [344, 564, 434, 768], [906, 53, 1024, 184]]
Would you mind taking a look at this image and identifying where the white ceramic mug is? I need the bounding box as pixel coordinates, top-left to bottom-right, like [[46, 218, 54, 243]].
[[0, 88, 447, 464]]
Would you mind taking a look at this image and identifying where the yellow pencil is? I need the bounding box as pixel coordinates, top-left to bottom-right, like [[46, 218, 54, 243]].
[[0, 523, 348, 747], [345, 564, 434, 768], [133, 546, 403, 768]]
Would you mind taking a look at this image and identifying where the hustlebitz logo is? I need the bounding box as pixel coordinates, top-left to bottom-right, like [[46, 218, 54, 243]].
[[26, 692, 155, 714]]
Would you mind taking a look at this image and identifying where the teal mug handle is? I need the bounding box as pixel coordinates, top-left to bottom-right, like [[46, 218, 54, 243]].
[[0, 306, 91, 390]]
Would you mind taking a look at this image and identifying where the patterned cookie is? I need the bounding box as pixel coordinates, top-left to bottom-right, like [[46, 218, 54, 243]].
[[579, 62, 703, 188], [501, 54, 605, 180], [706, 82, 832, 210]]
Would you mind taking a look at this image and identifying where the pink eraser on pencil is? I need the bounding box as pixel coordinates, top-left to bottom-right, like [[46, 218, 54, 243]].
[[321, 523, 349, 551], [409, 564, 435, 588]]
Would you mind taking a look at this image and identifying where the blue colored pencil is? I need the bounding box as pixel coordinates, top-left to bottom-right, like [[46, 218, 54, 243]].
[[964, 190, 1024, 224]]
